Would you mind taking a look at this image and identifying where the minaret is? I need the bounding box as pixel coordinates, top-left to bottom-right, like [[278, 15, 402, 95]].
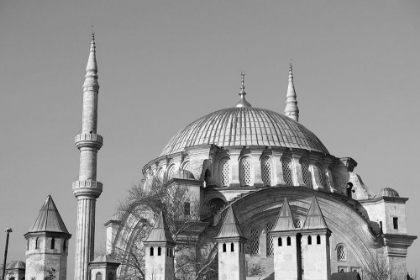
[[284, 64, 299, 122], [72, 33, 103, 280], [235, 72, 252, 108]]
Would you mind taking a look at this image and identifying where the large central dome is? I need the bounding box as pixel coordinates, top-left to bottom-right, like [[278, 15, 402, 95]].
[[161, 107, 329, 156]]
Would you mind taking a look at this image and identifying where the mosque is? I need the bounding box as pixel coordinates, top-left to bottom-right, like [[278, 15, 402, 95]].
[[6, 36, 416, 280]]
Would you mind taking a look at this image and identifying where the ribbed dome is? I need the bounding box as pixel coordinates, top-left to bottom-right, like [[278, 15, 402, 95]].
[[376, 188, 400, 198], [161, 107, 329, 156]]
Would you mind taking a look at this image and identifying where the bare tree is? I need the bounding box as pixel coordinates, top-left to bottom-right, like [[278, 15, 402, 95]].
[[363, 253, 416, 280], [109, 177, 219, 280]]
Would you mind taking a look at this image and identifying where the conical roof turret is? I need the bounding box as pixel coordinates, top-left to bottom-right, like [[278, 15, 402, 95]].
[[145, 212, 175, 244], [26, 195, 70, 237], [83, 32, 99, 90], [216, 206, 246, 240], [272, 198, 296, 231], [302, 197, 328, 230], [284, 64, 299, 122]]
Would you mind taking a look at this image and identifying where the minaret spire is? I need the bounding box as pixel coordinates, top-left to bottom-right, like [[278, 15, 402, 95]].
[[284, 63, 299, 122], [73, 33, 103, 280], [235, 71, 252, 108]]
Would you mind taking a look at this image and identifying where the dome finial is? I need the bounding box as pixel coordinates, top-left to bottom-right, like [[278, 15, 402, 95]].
[[235, 71, 252, 108], [240, 71, 245, 93], [284, 63, 299, 122]]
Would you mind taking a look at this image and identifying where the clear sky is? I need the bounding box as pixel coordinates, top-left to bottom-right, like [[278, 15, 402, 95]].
[[0, 0, 419, 277]]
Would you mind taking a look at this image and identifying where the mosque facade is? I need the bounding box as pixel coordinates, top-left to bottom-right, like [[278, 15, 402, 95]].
[[14, 37, 416, 280]]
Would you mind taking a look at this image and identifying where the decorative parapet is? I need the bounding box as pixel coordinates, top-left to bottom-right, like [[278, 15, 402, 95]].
[[75, 133, 103, 149], [72, 180, 103, 198]]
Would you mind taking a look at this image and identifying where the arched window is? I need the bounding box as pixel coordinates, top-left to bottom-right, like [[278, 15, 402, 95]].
[[266, 223, 274, 256], [250, 229, 259, 255], [317, 235, 321, 244], [158, 247, 161, 256], [95, 272, 102, 280], [204, 169, 211, 185], [231, 243, 234, 252], [108, 273, 114, 280], [287, 236, 291, 246], [316, 165, 325, 187], [222, 243, 226, 252], [337, 245, 346, 261], [51, 238, 55, 249], [278, 237, 282, 247], [26, 239, 29, 250], [240, 157, 251, 186], [308, 235, 312, 245], [150, 247, 154, 256], [282, 158, 293, 186], [184, 202, 191, 216], [63, 240, 67, 252], [167, 165, 176, 181], [182, 162, 190, 171], [158, 168, 164, 182], [295, 218, 301, 228], [261, 157, 272, 186], [301, 161, 312, 188], [220, 158, 231, 187], [35, 237, 40, 249]]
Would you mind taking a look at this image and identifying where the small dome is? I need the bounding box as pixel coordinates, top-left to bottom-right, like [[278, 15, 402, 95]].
[[161, 107, 329, 156], [376, 188, 400, 198]]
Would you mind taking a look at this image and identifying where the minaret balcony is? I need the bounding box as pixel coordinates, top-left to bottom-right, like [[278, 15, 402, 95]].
[[75, 133, 103, 149], [72, 180, 103, 198]]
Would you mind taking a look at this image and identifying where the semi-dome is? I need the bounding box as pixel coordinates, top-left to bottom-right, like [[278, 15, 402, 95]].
[[161, 107, 329, 156]]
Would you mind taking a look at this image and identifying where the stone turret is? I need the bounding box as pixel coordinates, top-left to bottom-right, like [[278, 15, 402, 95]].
[[215, 206, 247, 280], [270, 198, 299, 280], [5, 261, 26, 280], [301, 197, 331, 280], [72, 33, 103, 280], [24, 196, 71, 280], [89, 255, 120, 280], [284, 64, 299, 122], [143, 212, 175, 280]]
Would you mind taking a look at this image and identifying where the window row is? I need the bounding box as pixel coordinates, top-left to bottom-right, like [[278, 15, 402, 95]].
[[26, 237, 67, 251], [219, 157, 326, 187], [149, 246, 173, 257], [221, 242, 244, 253], [249, 225, 324, 257]]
